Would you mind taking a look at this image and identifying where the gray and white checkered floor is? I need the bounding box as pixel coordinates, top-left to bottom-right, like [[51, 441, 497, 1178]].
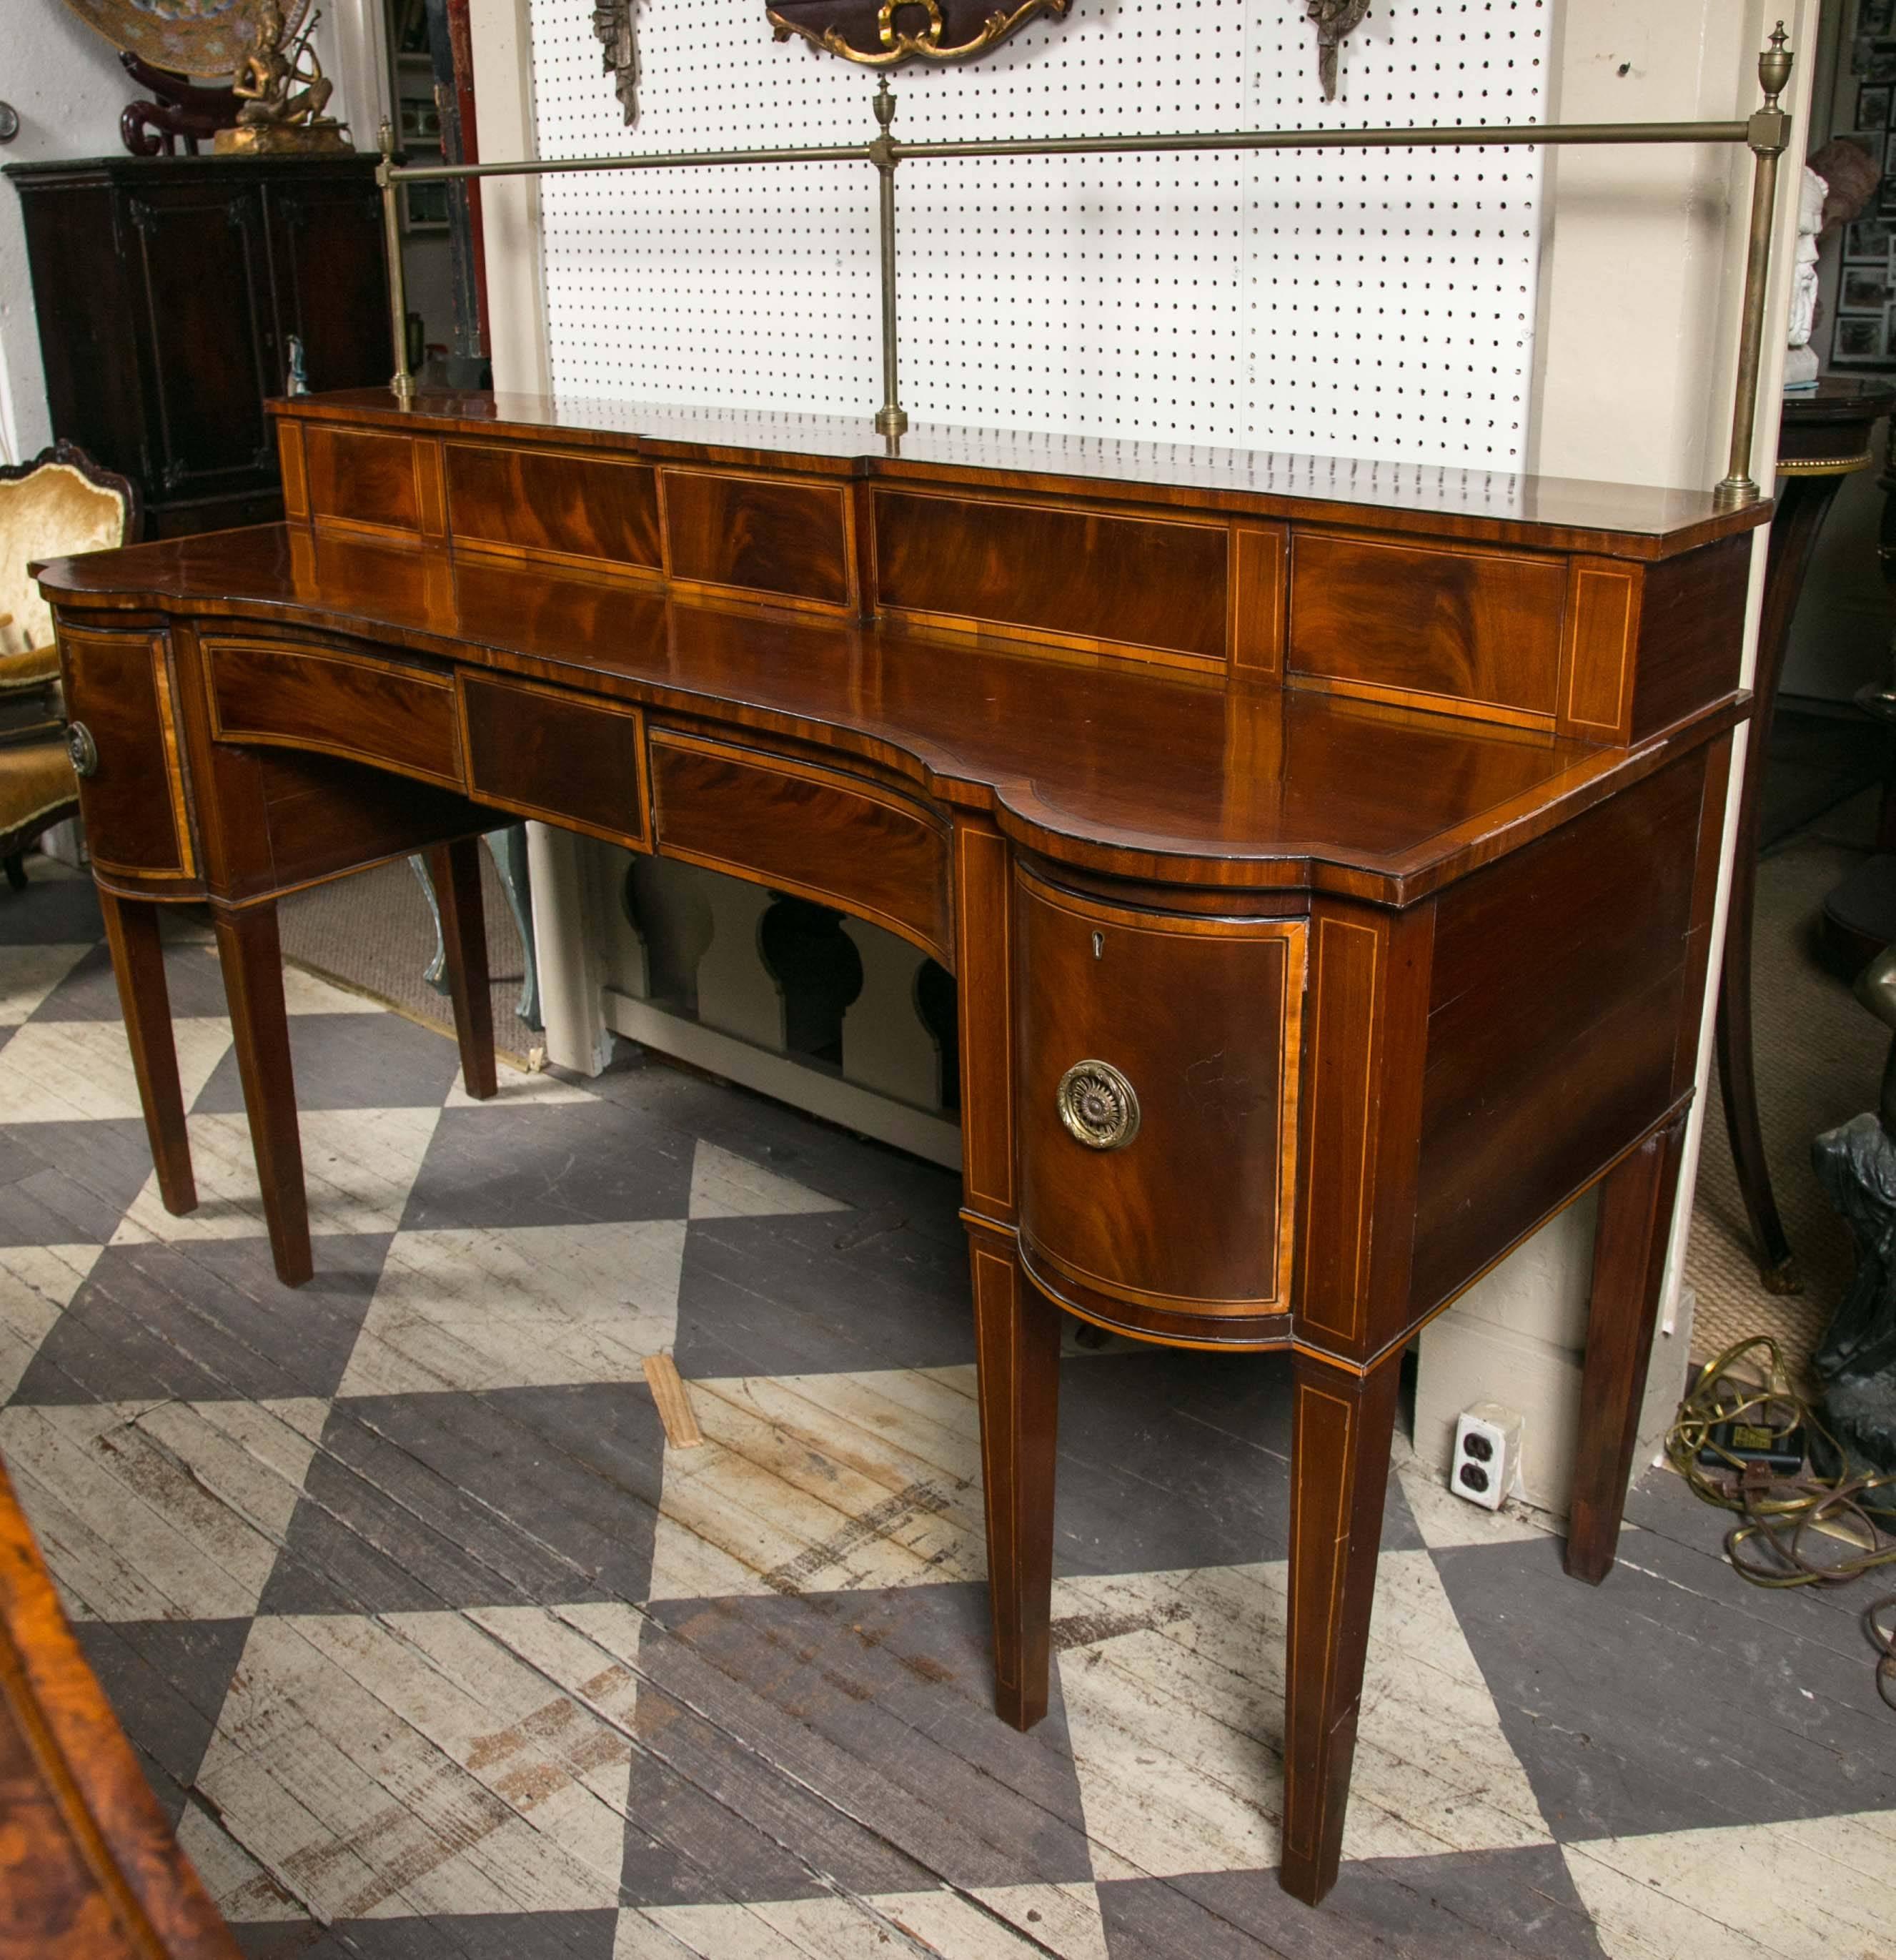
[[1, 862, 1890, 1959]]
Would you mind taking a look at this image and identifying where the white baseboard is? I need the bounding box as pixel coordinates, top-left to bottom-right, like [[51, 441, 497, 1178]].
[[601, 987, 964, 1172]]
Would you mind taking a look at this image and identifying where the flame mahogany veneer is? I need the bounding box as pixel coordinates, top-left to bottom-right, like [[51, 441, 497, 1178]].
[[0, 1450, 242, 1959], [37, 391, 1768, 1911]]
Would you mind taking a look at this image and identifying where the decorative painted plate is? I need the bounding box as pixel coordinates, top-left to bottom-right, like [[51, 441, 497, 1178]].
[[59, 0, 309, 81]]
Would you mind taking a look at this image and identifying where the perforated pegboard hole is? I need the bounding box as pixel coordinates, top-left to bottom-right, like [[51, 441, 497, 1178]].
[[529, 0, 1544, 468]]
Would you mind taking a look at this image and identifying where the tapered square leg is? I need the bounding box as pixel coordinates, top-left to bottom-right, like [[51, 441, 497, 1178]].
[[1565, 1116, 1689, 1585], [427, 838, 496, 1101], [968, 1227, 1062, 1731], [1279, 1348, 1401, 1907], [212, 901, 311, 1288], [96, 890, 196, 1217]]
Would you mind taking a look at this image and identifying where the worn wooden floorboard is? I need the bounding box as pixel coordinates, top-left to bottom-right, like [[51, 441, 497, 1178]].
[[1, 884, 1887, 1959]]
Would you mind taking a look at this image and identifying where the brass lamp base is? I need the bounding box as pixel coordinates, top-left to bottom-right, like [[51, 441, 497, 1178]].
[[213, 120, 352, 157]]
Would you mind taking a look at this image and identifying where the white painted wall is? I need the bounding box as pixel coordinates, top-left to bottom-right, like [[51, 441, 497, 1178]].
[[0, 5, 129, 465]]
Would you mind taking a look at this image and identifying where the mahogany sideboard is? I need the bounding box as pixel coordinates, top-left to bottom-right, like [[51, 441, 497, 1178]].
[[36, 390, 1767, 1907]]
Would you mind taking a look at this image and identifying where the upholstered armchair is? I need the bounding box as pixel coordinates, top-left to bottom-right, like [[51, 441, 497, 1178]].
[[0, 443, 141, 888]]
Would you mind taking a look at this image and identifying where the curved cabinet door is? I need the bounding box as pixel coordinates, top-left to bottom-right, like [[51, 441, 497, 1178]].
[[59, 626, 196, 887], [1015, 866, 1305, 1325]]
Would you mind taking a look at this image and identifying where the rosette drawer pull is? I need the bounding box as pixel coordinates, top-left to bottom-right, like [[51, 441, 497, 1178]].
[[1056, 1059, 1141, 1151], [66, 723, 99, 779]]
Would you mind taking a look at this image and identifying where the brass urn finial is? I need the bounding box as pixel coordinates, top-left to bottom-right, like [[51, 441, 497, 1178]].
[[1759, 21, 1792, 109]]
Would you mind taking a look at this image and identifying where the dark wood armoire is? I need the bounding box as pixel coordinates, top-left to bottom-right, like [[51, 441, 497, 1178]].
[[6, 154, 389, 538]]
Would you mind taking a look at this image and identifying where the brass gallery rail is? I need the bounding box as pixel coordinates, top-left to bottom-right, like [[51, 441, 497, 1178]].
[[373, 26, 1795, 506]]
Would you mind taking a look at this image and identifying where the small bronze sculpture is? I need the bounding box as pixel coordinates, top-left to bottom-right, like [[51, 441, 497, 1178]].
[[214, 1, 349, 154], [1306, 0, 1371, 102], [1810, 944, 1896, 1507]]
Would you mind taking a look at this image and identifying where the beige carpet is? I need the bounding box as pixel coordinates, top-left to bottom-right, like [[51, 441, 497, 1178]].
[[278, 849, 538, 1065], [1687, 791, 1883, 1375]]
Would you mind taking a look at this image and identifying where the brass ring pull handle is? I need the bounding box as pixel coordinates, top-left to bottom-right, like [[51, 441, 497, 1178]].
[[66, 723, 99, 779], [1056, 1059, 1141, 1151]]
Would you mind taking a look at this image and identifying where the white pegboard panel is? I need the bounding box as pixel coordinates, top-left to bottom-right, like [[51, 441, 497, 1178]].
[[528, 0, 1544, 469]]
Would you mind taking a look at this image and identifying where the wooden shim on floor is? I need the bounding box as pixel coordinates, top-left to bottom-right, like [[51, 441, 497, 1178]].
[[644, 1354, 705, 1448]]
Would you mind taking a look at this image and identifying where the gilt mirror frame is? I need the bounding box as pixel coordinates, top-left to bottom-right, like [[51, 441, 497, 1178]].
[[766, 0, 1072, 71]]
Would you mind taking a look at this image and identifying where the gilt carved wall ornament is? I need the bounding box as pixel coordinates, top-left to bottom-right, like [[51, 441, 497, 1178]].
[[593, 0, 638, 127], [1306, 0, 1369, 101], [768, 0, 1072, 70]]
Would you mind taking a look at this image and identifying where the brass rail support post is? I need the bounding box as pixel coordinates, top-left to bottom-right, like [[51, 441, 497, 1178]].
[[870, 81, 908, 440], [1717, 24, 1795, 508], [379, 117, 418, 404]]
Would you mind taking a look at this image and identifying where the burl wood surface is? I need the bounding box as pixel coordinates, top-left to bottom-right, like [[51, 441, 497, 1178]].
[[0, 1453, 241, 1959]]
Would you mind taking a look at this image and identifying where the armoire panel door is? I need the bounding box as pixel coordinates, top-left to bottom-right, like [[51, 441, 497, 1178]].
[[264, 179, 390, 396], [123, 181, 277, 500]]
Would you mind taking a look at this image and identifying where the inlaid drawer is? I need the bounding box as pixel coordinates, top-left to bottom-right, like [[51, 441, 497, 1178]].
[[203, 634, 462, 789], [649, 729, 950, 961], [459, 671, 648, 848], [58, 626, 194, 882], [1016, 868, 1305, 1316]]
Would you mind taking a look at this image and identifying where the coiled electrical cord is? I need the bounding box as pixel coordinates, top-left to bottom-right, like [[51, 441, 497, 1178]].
[[1664, 1335, 1896, 1710]]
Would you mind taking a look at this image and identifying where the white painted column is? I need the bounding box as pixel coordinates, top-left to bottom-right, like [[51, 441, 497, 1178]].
[[470, 0, 580, 1062], [524, 822, 614, 1074], [317, 0, 392, 153], [467, 0, 551, 397]]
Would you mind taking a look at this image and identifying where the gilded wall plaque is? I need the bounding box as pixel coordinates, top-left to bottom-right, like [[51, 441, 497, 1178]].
[[768, 0, 1072, 69]]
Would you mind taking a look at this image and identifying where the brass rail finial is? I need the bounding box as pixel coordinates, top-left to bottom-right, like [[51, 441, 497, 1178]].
[[872, 80, 908, 440], [1760, 22, 1792, 110], [1715, 24, 1794, 508], [377, 115, 417, 404]]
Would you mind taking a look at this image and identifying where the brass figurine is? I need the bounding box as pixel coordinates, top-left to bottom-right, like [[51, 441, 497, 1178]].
[[1305, 0, 1370, 102], [214, 1, 350, 154], [768, 0, 1071, 70]]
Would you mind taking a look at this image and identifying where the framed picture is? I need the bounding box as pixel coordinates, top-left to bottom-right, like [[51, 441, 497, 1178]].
[[1833, 313, 1884, 363], [1842, 264, 1892, 312], [1857, 39, 1896, 82], [1865, 0, 1896, 36], [1847, 216, 1896, 261], [401, 179, 451, 235], [1862, 82, 1893, 126]]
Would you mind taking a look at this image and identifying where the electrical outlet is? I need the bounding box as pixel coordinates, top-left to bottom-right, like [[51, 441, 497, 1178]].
[[1451, 1402, 1522, 1511]]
